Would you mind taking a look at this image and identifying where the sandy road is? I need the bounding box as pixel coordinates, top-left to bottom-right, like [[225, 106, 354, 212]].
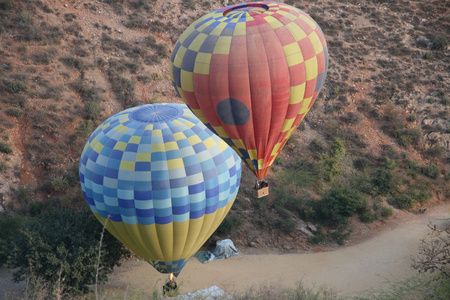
[[1, 202, 448, 299], [106, 202, 449, 298]]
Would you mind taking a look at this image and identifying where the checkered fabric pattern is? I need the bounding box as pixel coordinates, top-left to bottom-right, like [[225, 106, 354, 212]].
[[170, 2, 328, 179], [79, 103, 242, 276]]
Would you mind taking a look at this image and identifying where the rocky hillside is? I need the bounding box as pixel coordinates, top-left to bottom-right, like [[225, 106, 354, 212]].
[[0, 0, 448, 250]]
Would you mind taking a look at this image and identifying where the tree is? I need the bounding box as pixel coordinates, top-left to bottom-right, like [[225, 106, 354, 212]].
[[4, 208, 129, 296], [412, 222, 450, 277]]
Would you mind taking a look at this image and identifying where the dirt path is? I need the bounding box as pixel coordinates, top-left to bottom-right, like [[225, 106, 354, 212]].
[[1, 202, 448, 299], [104, 202, 449, 298]]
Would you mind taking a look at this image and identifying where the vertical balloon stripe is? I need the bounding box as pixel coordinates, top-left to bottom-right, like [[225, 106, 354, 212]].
[[170, 2, 327, 179]]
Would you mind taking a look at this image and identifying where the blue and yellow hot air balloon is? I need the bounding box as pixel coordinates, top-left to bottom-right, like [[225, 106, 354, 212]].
[[79, 103, 242, 276], [170, 2, 328, 180]]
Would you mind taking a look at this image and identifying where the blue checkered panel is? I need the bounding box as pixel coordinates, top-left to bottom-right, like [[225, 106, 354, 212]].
[[79, 103, 242, 276], [80, 103, 242, 226]]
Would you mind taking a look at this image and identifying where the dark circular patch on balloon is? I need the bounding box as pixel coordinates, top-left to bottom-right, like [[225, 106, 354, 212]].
[[216, 98, 250, 126], [131, 104, 182, 123]]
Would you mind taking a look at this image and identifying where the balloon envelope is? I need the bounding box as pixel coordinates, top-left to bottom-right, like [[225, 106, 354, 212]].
[[79, 103, 242, 276], [170, 2, 328, 179]]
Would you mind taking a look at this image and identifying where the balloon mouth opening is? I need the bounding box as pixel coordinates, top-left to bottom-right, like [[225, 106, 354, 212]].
[[223, 3, 269, 18]]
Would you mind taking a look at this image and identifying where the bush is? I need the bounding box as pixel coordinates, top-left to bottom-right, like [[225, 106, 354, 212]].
[[380, 206, 393, 218], [353, 157, 373, 170], [340, 111, 362, 124], [331, 137, 346, 157], [370, 164, 397, 195], [359, 211, 377, 223], [318, 154, 341, 183], [313, 185, 366, 227], [420, 163, 441, 179], [4, 208, 129, 296], [0, 142, 13, 154], [0, 215, 26, 263], [29, 201, 43, 216], [12, 186, 32, 205], [388, 187, 431, 210], [281, 217, 296, 234], [308, 233, 325, 245], [426, 145, 446, 159], [308, 139, 325, 153], [2, 0, 15, 10], [76, 120, 94, 138], [5, 107, 22, 117], [388, 194, 416, 210], [216, 214, 244, 235], [329, 230, 349, 245], [60, 57, 85, 70], [8, 80, 28, 93], [84, 101, 102, 120], [25, 25, 43, 42], [0, 162, 6, 172], [108, 74, 135, 104]]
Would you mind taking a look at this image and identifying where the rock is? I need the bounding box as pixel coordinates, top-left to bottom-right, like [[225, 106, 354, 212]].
[[306, 222, 317, 233], [297, 226, 314, 237], [249, 241, 258, 247], [415, 35, 433, 48], [175, 286, 232, 300]]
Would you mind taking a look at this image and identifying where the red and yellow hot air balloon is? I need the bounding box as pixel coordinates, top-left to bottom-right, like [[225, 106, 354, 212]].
[[170, 2, 328, 180]]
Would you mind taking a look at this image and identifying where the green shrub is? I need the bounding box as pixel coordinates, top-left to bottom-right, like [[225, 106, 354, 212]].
[[371, 165, 396, 195], [426, 145, 446, 159], [393, 127, 422, 148], [3, 0, 15, 10], [318, 154, 341, 182], [308, 233, 325, 245], [329, 230, 349, 245], [12, 185, 31, 204], [362, 274, 450, 300], [388, 187, 431, 210], [0, 215, 26, 263], [76, 120, 94, 138], [308, 139, 325, 153], [442, 95, 450, 106], [8, 80, 28, 93], [353, 157, 373, 170], [388, 194, 416, 210], [313, 185, 366, 227], [0, 142, 13, 154], [5, 107, 22, 117], [4, 208, 129, 296], [340, 111, 362, 124], [0, 162, 6, 172], [432, 36, 448, 50], [216, 214, 244, 235], [420, 163, 441, 179], [359, 211, 378, 223], [281, 217, 296, 234], [25, 25, 43, 42], [61, 57, 85, 70], [29, 201, 43, 216], [380, 206, 394, 218], [84, 101, 102, 120], [331, 137, 346, 157], [108, 74, 135, 104], [407, 114, 417, 122]]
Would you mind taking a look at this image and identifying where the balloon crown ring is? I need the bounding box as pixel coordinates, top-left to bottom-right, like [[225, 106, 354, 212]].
[[223, 3, 269, 17]]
